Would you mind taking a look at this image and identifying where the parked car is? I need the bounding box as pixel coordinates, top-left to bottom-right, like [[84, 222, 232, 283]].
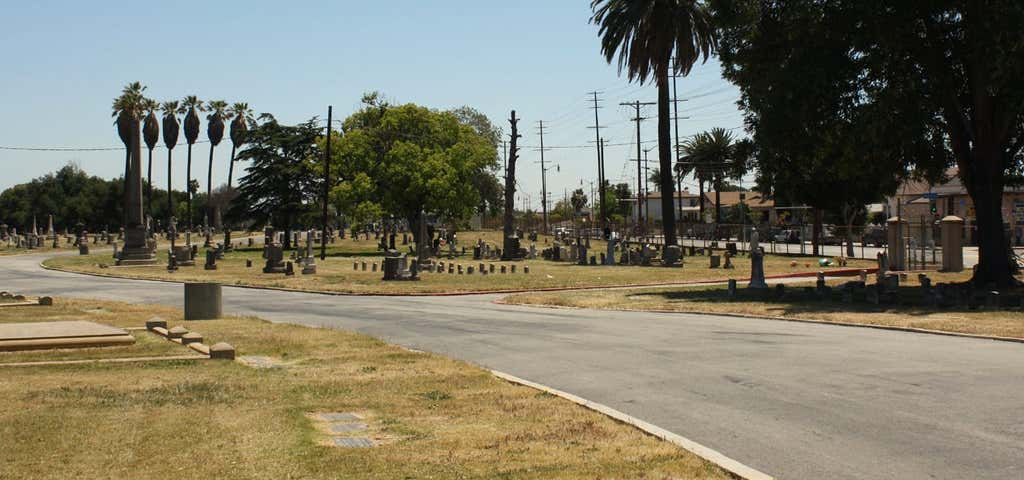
[[774, 229, 801, 244]]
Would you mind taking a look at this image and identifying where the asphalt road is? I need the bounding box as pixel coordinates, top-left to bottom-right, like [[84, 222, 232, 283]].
[[1, 253, 1022, 480]]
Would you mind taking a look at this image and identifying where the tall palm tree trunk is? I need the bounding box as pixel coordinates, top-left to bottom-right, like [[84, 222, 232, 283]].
[[227, 144, 237, 189], [166, 150, 173, 226], [657, 71, 677, 250], [205, 145, 215, 246], [186, 144, 193, 231], [146, 148, 153, 218]]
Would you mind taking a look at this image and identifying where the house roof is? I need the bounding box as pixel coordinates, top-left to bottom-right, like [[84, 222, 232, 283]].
[[702, 191, 775, 208]]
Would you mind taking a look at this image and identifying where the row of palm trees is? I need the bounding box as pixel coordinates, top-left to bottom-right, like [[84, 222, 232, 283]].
[[112, 83, 254, 238]]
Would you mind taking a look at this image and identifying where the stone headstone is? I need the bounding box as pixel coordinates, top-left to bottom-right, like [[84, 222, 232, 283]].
[[263, 245, 286, 273], [748, 248, 768, 289], [285, 261, 295, 276], [204, 249, 218, 270], [663, 245, 681, 266], [727, 279, 737, 297], [709, 255, 721, 269]]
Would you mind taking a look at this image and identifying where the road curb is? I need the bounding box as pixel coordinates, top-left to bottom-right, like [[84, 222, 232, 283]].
[[37, 257, 874, 298], [490, 369, 774, 480], [494, 298, 1024, 345]]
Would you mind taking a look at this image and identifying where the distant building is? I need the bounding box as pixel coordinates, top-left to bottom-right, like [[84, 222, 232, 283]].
[[701, 191, 777, 224], [630, 189, 700, 223], [887, 167, 1024, 244], [628, 189, 780, 225]]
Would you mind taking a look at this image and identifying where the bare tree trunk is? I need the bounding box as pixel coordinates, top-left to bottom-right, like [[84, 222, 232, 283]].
[[657, 72, 677, 250]]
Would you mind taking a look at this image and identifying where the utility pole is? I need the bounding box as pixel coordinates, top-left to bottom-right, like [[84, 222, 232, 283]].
[[535, 120, 552, 235], [642, 146, 656, 235], [320, 105, 332, 260], [622, 100, 655, 238], [587, 91, 606, 228]]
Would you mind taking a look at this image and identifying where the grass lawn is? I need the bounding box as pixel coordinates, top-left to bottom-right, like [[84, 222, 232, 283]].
[[0, 298, 729, 480], [505, 271, 1024, 339], [42, 229, 875, 295]]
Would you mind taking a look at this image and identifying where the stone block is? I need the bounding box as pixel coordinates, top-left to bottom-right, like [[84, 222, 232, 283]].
[[184, 283, 222, 320], [181, 332, 203, 345], [209, 342, 235, 360], [167, 326, 189, 339], [145, 317, 167, 330], [37, 296, 53, 306]]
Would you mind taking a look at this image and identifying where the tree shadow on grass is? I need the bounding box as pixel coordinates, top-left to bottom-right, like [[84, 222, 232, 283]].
[[628, 284, 1024, 318]]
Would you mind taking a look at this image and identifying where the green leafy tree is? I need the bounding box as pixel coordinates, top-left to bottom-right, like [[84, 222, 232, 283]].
[[714, 0, 1023, 285], [591, 0, 716, 250], [228, 115, 320, 250], [326, 94, 497, 245]]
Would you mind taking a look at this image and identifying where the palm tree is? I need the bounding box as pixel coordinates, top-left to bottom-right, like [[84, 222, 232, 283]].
[[591, 0, 716, 253], [112, 82, 147, 230], [223, 103, 254, 250], [204, 100, 228, 246], [681, 128, 744, 224], [227, 103, 254, 190], [161, 101, 181, 226], [181, 95, 205, 233], [142, 98, 160, 218]]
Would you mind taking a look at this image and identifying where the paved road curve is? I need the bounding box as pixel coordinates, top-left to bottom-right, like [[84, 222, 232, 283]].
[[2, 253, 1022, 480]]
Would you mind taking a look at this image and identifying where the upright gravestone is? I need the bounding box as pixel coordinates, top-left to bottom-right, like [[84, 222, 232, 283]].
[[748, 248, 768, 289], [605, 238, 617, 266], [263, 245, 286, 273]]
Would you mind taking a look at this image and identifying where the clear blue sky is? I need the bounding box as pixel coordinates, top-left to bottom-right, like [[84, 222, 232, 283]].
[[0, 0, 744, 208]]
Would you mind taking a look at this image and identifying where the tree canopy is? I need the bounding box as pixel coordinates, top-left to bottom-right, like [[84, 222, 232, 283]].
[[326, 94, 499, 231], [712, 0, 1023, 284]]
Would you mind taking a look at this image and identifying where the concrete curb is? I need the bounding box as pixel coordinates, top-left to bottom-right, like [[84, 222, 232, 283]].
[[494, 298, 1024, 345], [38, 257, 875, 298], [490, 369, 774, 480]]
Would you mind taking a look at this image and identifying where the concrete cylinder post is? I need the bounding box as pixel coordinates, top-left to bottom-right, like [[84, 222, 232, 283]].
[[886, 217, 906, 271], [184, 283, 222, 320], [941, 215, 964, 272]]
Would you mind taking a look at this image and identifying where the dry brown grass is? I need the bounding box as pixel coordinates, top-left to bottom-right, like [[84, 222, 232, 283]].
[[506, 271, 1024, 339], [0, 298, 729, 480], [44, 229, 874, 295]]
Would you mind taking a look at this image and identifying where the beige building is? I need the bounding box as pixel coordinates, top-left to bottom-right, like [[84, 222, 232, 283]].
[[887, 167, 1024, 244], [701, 191, 777, 224]]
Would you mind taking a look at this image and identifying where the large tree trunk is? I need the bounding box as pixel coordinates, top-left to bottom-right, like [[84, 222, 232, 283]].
[[964, 152, 1015, 287], [657, 72, 677, 250]]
